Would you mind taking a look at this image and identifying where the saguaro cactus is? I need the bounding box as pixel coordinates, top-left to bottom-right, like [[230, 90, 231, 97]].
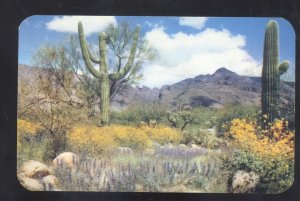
[[261, 20, 289, 122], [78, 22, 140, 125]]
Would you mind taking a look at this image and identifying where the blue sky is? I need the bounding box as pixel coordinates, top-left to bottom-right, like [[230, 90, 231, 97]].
[[19, 16, 295, 88]]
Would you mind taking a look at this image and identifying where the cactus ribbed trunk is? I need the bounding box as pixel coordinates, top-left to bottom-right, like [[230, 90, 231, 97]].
[[99, 32, 110, 125], [261, 20, 289, 123], [100, 74, 109, 125], [78, 22, 140, 126], [262, 20, 280, 122]]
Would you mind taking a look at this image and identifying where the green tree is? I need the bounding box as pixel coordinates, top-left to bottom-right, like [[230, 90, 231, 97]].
[[105, 21, 155, 101], [18, 65, 82, 160], [78, 21, 155, 125], [20, 37, 92, 160], [31, 36, 99, 112]]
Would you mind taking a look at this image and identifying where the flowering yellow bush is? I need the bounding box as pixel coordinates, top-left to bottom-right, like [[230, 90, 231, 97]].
[[17, 119, 43, 151], [67, 124, 181, 154], [227, 118, 294, 159], [142, 126, 182, 145], [17, 119, 41, 136], [17, 119, 181, 155], [67, 125, 118, 155], [111, 126, 152, 149]]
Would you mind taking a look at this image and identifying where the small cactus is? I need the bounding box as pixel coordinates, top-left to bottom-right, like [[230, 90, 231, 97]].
[[167, 111, 194, 131], [261, 20, 289, 122]]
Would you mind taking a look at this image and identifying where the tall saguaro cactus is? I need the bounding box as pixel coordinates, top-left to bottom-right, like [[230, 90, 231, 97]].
[[78, 22, 140, 125], [261, 20, 289, 122]]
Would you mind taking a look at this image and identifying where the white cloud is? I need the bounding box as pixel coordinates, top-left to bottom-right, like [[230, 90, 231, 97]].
[[179, 17, 208, 29], [145, 20, 164, 29], [141, 26, 261, 88], [46, 16, 116, 36]]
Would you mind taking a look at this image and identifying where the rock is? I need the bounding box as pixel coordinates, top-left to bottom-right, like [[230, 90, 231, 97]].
[[53, 152, 79, 169], [166, 184, 188, 192], [183, 104, 192, 111], [18, 160, 63, 191], [116, 147, 133, 154], [165, 143, 174, 149], [42, 175, 60, 191], [190, 144, 199, 148], [206, 128, 216, 133], [18, 174, 44, 191], [144, 149, 155, 155], [178, 144, 187, 148], [98, 172, 109, 190], [19, 160, 52, 179], [153, 142, 161, 149], [135, 184, 145, 192], [213, 149, 222, 154], [232, 170, 260, 193], [18, 174, 61, 191]]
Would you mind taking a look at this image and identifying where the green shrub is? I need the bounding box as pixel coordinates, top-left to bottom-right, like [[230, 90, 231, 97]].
[[182, 126, 224, 149], [17, 119, 68, 164], [17, 130, 52, 167], [111, 103, 168, 127], [215, 104, 259, 134], [223, 150, 294, 193], [190, 107, 217, 129]]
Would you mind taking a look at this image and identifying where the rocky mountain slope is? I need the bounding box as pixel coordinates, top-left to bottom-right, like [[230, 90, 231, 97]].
[[18, 65, 295, 111]]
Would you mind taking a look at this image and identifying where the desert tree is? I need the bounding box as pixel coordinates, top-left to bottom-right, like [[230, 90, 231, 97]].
[[78, 21, 155, 125], [31, 36, 99, 111], [105, 21, 156, 101], [18, 38, 92, 160], [18, 68, 82, 160]]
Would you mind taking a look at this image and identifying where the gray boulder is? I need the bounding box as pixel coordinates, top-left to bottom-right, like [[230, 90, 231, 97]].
[[19, 160, 52, 179], [232, 170, 260, 193]]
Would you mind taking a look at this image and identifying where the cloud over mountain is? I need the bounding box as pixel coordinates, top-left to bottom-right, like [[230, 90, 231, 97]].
[[141, 26, 261, 88]]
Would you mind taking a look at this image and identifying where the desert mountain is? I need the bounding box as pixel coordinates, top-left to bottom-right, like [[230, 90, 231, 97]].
[[18, 64, 295, 111]]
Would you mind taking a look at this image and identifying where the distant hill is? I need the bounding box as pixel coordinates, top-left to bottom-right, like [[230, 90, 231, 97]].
[[18, 64, 295, 111]]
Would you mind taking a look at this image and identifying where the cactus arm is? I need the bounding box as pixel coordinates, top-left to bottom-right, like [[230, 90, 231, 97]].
[[87, 48, 100, 63], [78, 22, 102, 78], [99, 32, 108, 73], [279, 60, 289, 76], [180, 111, 194, 131], [167, 113, 178, 128], [109, 26, 141, 80]]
